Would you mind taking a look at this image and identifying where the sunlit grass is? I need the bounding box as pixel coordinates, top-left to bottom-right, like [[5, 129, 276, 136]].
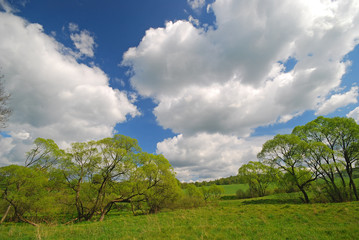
[[1, 195, 358, 240]]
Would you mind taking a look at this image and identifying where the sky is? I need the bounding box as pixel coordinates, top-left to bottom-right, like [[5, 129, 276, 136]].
[[0, 0, 359, 182]]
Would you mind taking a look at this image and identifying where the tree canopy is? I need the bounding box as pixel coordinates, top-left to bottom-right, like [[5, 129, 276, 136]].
[[257, 116, 359, 203], [0, 135, 182, 225]]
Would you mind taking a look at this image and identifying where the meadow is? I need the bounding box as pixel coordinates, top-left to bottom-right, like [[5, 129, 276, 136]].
[[1, 192, 358, 240]]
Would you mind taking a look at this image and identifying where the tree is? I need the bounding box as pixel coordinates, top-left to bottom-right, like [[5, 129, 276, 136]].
[[0, 73, 11, 128], [59, 140, 101, 221], [0, 135, 184, 225], [293, 116, 359, 201], [60, 135, 140, 222], [25, 138, 64, 169], [258, 134, 318, 203], [238, 161, 278, 197], [98, 153, 181, 219], [0, 165, 49, 226], [133, 153, 181, 214], [0, 138, 64, 225], [201, 185, 224, 201]]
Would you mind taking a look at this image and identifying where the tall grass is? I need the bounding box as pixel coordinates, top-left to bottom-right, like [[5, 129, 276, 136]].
[[1, 196, 358, 240]]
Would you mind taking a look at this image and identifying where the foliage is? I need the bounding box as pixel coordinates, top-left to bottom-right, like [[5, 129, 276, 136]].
[[201, 185, 224, 201], [257, 134, 317, 203], [257, 116, 359, 203], [238, 161, 279, 197], [0, 135, 181, 225], [0, 165, 54, 226], [293, 116, 359, 201]]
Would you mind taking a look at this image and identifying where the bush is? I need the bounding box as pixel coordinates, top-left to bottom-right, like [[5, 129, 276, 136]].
[[236, 189, 251, 199], [201, 185, 224, 201]]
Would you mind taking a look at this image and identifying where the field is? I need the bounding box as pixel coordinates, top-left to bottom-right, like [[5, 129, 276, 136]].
[[221, 183, 248, 195], [1, 194, 358, 240]]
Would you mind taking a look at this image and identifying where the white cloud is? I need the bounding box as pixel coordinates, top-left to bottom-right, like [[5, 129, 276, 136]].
[[68, 22, 79, 32], [187, 0, 205, 10], [347, 106, 359, 123], [123, 0, 359, 180], [0, 12, 139, 165], [123, 0, 359, 138], [70, 29, 96, 58], [316, 86, 358, 115], [188, 15, 200, 27], [0, 0, 14, 13], [157, 133, 270, 182]]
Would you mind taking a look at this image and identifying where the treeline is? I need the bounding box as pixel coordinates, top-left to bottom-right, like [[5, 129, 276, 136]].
[[0, 135, 221, 226], [182, 175, 242, 188], [238, 116, 359, 203]]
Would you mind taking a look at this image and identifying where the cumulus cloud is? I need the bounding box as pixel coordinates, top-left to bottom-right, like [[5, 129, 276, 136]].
[[157, 133, 270, 181], [0, 0, 13, 13], [187, 0, 205, 10], [123, 0, 359, 138], [316, 86, 358, 115], [0, 11, 139, 165], [123, 0, 359, 180], [69, 23, 96, 58], [347, 106, 359, 123]]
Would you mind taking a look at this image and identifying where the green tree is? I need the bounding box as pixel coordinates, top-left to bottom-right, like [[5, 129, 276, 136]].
[[238, 161, 278, 197], [0, 165, 49, 226], [25, 138, 64, 169], [98, 153, 181, 219], [134, 153, 181, 214], [1, 135, 184, 225], [293, 116, 359, 201], [60, 135, 140, 222], [186, 184, 203, 198], [202, 185, 224, 201], [59, 140, 101, 221], [258, 134, 318, 203], [1, 138, 64, 225]]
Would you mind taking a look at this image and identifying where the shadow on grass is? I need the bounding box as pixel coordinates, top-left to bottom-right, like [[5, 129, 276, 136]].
[[241, 198, 302, 205]]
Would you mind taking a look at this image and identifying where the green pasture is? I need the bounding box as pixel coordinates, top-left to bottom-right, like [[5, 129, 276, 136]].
[[1, 195, 358, 240], [221, 183, 248, 195]]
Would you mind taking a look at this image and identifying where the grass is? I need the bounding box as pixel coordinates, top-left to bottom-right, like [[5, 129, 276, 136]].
[[1, 195, 359, 240], [221, 183, 248, 195]]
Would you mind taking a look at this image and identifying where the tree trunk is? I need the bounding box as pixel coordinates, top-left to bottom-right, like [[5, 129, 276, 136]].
[[0, 204, 11, 224], [98, 202, 113, 222], [298, 186, 310, 203], [16, 213, 38, 227], [64, 217, 78, 225], [348, 173, 359, 201]]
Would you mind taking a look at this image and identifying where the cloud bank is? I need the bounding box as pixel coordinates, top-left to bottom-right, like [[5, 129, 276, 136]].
[[0, 12, 139, 165], [124, 0, 359, 181]]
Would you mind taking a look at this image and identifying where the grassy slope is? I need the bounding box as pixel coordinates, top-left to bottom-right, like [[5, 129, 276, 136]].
[[1, 197, 358, 240]]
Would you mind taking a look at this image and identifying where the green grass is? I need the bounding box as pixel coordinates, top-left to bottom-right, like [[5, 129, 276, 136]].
[[221, 183, 248, 195], [1, 196, 359, 240]]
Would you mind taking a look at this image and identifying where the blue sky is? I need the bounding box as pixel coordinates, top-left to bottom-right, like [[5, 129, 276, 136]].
[[0, 0, 359, 181]]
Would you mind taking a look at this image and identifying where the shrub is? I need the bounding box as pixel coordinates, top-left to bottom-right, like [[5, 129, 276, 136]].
[[236, 189, 251, 199]]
